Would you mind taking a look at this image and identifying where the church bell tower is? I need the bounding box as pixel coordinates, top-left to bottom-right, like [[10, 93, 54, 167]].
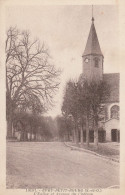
[[82, 16, 104, 82]]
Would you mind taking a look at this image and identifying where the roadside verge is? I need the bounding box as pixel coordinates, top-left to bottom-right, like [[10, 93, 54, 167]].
[[64, 142, 119, 163]]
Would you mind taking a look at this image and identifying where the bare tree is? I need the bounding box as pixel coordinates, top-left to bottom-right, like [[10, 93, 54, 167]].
[[6, 27, 61, 138]]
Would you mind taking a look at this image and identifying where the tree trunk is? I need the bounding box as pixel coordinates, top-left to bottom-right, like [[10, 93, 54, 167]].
[[7, 115, 13, 138], [24, 131, 28, 141], [72, 128, 75, 142], [74, 120, 79, 145], [94, 119, 98, 148], [74, 128, 77, 144], [34, 134, 36, 141], [67, 131, 70, 141], [80, 125, 84, 146], [86, 115, 89, 148], [6, 99, 15, 139]]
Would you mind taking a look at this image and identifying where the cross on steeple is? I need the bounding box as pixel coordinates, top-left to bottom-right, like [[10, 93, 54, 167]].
[[92, 5, 94, 23], [82, 6, 104, 82], [82, 6, 103, 57]]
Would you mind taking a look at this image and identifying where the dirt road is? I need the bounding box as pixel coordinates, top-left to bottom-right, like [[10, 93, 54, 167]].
[[6, 142, 119, 188]]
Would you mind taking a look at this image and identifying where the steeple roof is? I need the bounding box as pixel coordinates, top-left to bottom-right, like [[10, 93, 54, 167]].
[[83, 18, 103, 56]]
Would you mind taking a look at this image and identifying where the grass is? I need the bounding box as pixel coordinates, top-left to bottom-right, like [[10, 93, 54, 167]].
[[68, 142, 120, 159]]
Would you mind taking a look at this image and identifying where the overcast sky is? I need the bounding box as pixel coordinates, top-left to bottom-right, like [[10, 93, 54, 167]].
[[6, 5, 119, 117]]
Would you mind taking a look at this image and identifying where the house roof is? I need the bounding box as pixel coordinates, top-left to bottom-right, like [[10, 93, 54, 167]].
[[103, 73, 120, 103], [83, 19, 103, 57]]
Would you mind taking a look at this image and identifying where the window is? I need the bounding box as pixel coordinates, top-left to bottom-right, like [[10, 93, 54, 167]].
[[110, 105, 119, 119], [94, 57, 99, 67]]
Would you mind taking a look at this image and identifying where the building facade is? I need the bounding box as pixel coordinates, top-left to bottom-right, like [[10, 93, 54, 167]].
[[79, 17, 120, 142]]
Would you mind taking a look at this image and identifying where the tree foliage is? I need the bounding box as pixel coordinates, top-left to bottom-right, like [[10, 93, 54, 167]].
[[61, 80, 81, 144], [62, 80, 80, 119], [13, 112, 54, 141], [61, 78, 110, 146], [56, 115, 73, 141]]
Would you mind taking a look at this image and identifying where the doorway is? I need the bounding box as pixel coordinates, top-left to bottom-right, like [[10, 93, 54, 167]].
[[111, 129, 119, 142], [98, 130, 106, 143]]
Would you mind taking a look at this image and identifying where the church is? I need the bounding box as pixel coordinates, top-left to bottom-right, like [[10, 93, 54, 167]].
[[79, 16, 120, 142]]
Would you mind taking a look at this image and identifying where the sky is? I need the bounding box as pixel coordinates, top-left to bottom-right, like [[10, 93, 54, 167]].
[[6, 5, 119, 117]]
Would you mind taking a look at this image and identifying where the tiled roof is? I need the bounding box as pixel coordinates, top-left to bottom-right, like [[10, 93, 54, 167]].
[[83, 21, 103, 56], [103, 73, 120, 102]]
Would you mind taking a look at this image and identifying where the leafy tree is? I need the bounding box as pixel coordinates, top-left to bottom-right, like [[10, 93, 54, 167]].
[[62, 80, 80, 144], [37, 117, 53, 141], [62, 78, 110, 148], [13, 112, 54, 141], [78, 78, 110, 147], [77, 81, 91, 147], [6, 27, 60, 137], [85, 80, 110, 147], [56, 115, 73, 141]]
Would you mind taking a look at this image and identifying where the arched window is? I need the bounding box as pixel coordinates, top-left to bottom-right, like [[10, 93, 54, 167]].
[[94, 57, 99, 67], [110, 105, 119, 119]]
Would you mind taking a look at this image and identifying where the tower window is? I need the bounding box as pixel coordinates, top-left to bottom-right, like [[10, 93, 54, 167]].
[[94, 57, 99, 67]]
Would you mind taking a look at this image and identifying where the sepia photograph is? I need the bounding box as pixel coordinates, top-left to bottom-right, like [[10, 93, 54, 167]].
[[1, 0, 125, 194]]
